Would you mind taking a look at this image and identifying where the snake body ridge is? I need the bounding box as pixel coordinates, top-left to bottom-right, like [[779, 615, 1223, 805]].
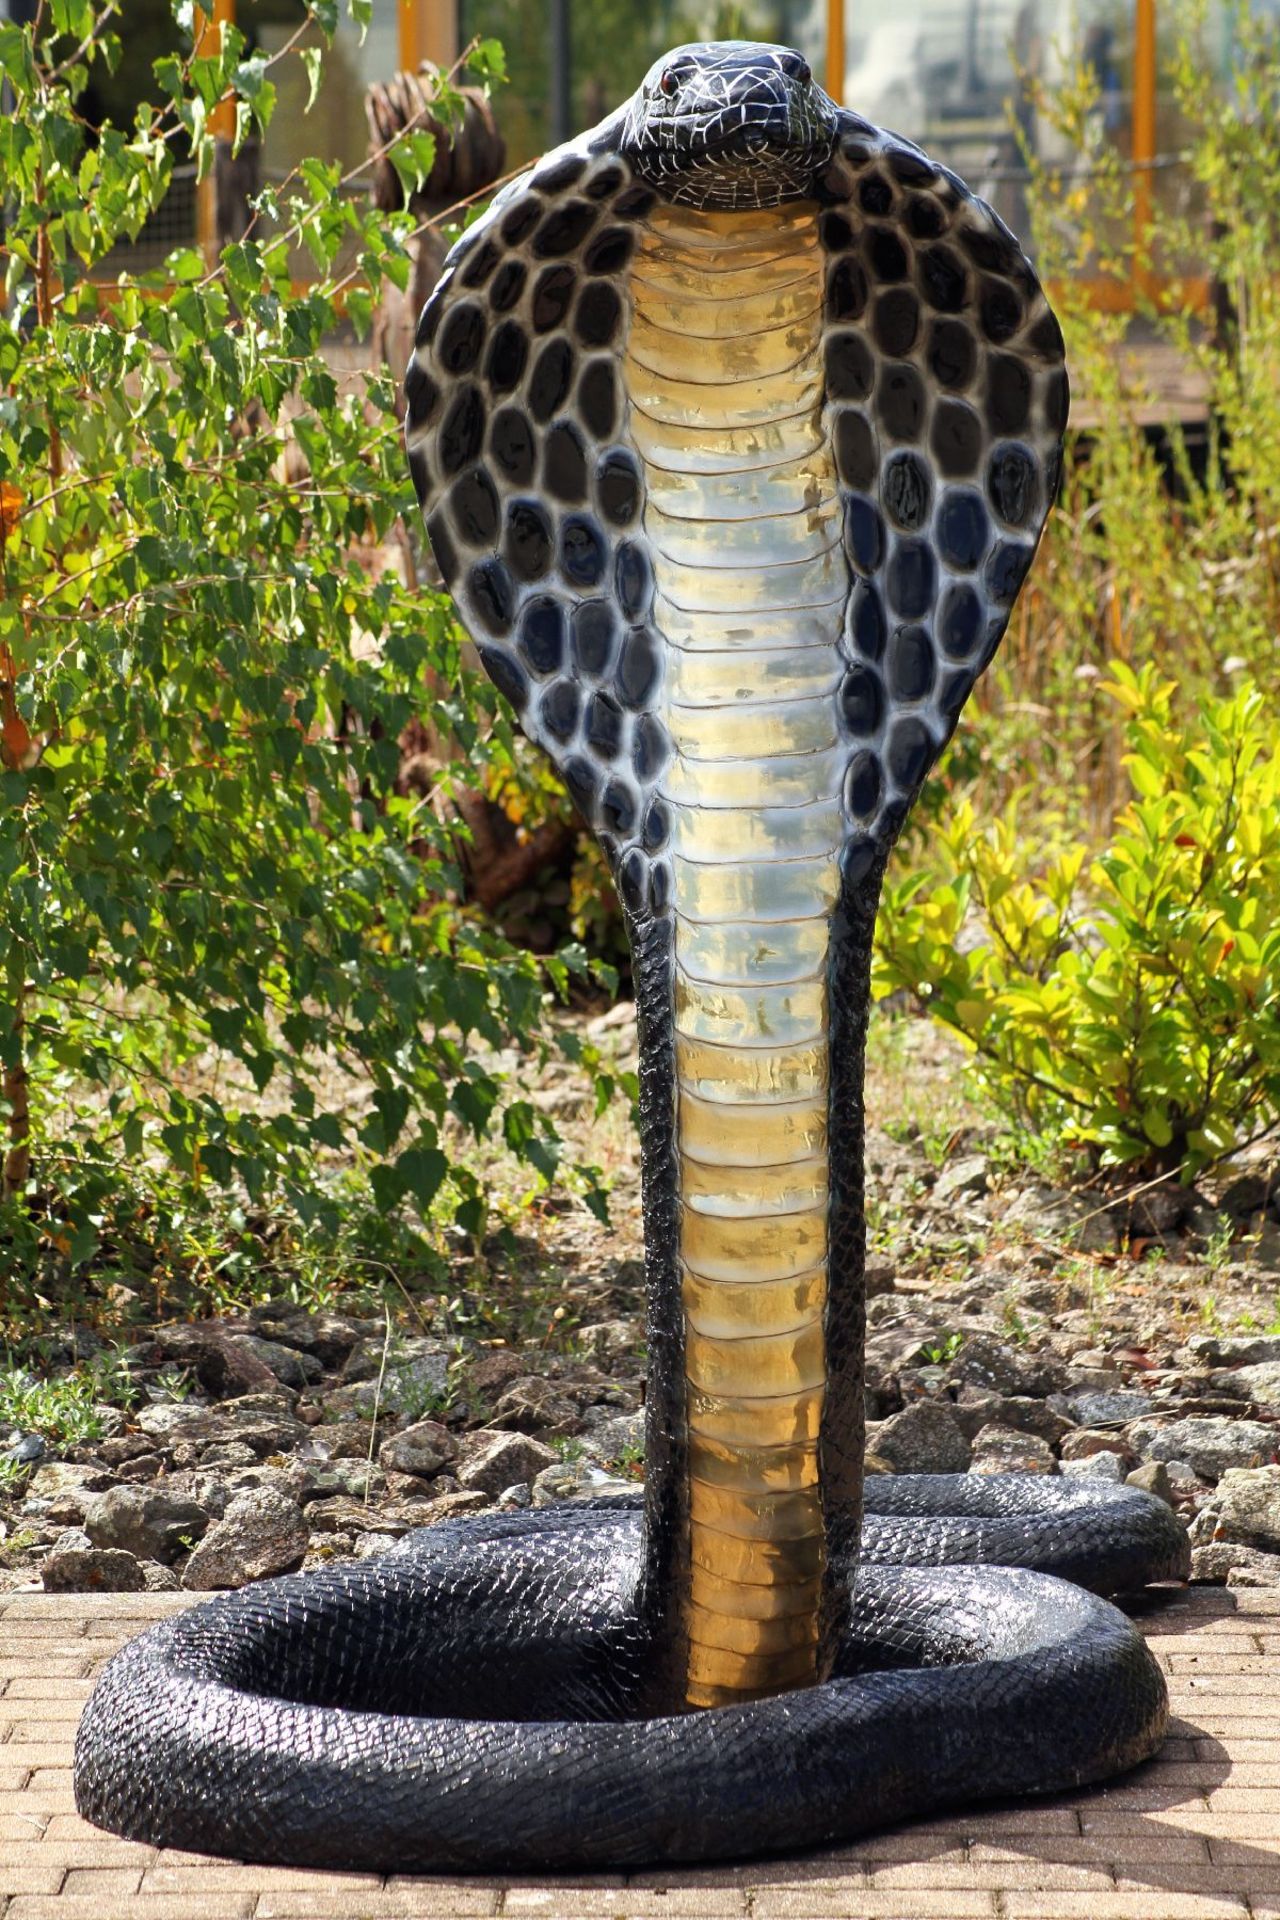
[[75, 41, 1191, 1869]]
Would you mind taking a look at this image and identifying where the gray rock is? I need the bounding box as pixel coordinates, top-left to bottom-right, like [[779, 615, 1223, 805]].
[[136, 1396, 305, 1458], [1126, 1460, 1175, 1505], [83, 1484, 210, 1563], [1190, 1465, 1280, 1553], [378, 1420, 457, 1481], [199, 1440, 259, 1469], [1191, 1540, 1280, 1585], [947, 1334, 1067, 1400], [42, 1533, 145, 1593], [323, 1343, 449, 1423], [153, 1324, 280, 1400], [1060, 1429, 1137, 1465], [303, 1461, 385, 1503], [1125, 1416, 1276, 1481], [490, 1375, 581, 1435], [582, 1410, 645, 1467], [531, 1460, 634, 1507], [1188, 1333, 1280, 1369], [227, 1334, 322, 1390], [1065, 1390, 1152, 1427], [1217, 1363, 1280, 1407], [932, 1154, 990, 1203], [247, 1304, 369, 1369], [1219, 1172, 1277, 1219], [1062, 1450, 1126, 1483], [182, 1489, 309, 1590], [951, 1393, 1072, 1447], [142, 1561, 182, 1591], [456, 1430, 559, 1496], [970, 1425, 1058, 1476], [577, 1319, 643, 1364], [870, 1401, 972, 1475], [2, 1429, 45, 1467], [27, 1460, 117, 1504], [1001, 1182, 1118, 1253], [496, 1483, 533, 1511]]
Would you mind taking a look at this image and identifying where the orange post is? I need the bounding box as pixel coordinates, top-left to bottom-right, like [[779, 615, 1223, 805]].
[[400, 0, 458, 74], [826, 0, 844, 105], [1132, 0, 1157, 299], [195, 0, 236, 267]]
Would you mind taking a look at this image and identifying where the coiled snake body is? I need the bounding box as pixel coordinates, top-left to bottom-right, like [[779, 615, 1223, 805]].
[[76, 41, 1190, 1869]]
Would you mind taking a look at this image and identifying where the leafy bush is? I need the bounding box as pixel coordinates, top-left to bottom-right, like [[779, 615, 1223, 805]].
[[0, 2, 611, 1312], [875, 665, 1280, 1177]]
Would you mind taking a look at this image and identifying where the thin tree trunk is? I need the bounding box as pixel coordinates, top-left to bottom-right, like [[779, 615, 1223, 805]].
[[3, 978, 30, 1199]]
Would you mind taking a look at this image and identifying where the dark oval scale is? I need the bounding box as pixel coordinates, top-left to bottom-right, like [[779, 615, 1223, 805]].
[[560, 514, 607, 588], [489, 406, 536, 487], [615, 542, 652, 621], [906, 194, 947, 239], [425, 507, 459, 590], [477, 644, 528, 714], [563, 754, 598, 816], [543, 420, 588, 503], [649, 857, 672, 914], [504, 499, 554, 582], [540, 678, 580, 743], [986, 354, 1032, 434], [844, 749, 882, 819], [986, 540, 1033, 603], [460, 238, 501, 289], [533, 200, 598, 260], [988, 444, 1038, 528], [532, 154, 586, 195], [827, 331, 876, 402], [406, 445, 430, 506], [936, 488, 990, 572], [484, 320, 528, 396], [866, 225, 909, 282], [1029, 307, 1066, 363], [617, 846, 649, 915], [820, 210, 855, 250], [850, 580, 886, 661], [439, 386, 486, 477], [918, 245, 968, 313], [877, 363, 926, 441], [612, 185, 657, 221], [532, 265, 577, 333], [840, 665, 884, 736], [844, 496, 885, 575], [834, 410, 877, 490], [938, 581, 984, 658], [841, 836, 878, 888], [814, 158, 856, 204], [980, 276, 1024, 344], [873, 287, 920, 357], [467, 557, 515, 636], [642, 797, 669, 852], [887, 145, 936, 186], [887, 539, 937, 620], [826, 257, 869, 323], [927, 319, 977, 390], [1045, 368, 1070, 436], [404, 362, 439, 432], [858, 172, 894, 215], [584, 227, 634, 275], [930, 399, 983, 477], [887, 715, 935, 789], [437, 302, 485, 376], [882, 450, 932, 532], [517, 595, 565, 674], [959, 220, 1020, 276], [632, 713, 669, 782], [414, 294, 443, 350], [596, 450, 642, 527], [586, 691, 623, 761], [617, 627, 660, 709], [575, 281, 622, 348], [489, 259, 526, 314], [939, 665, 973, 718], [601, 777, 637, 838], [450, 466, 500, 546], [572, 599, 616, 676], [586, 164, 625, 200], [579, 359, 619, 440], [529, 339, 575, 423], [887, 624, 936, 701]]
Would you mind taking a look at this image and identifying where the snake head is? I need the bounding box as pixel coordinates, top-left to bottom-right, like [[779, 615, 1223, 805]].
[[620, 40, 839, 209]]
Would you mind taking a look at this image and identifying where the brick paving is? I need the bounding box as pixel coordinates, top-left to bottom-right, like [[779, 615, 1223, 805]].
[[0, 1584, 1276, 1919]]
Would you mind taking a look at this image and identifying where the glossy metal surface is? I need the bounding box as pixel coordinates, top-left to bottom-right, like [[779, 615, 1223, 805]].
[[627, 200, 847, 1708]]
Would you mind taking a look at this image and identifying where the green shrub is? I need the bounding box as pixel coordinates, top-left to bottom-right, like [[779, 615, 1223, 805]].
[[0, 3, 613, 1313], [875, 665, 1280, 1178]]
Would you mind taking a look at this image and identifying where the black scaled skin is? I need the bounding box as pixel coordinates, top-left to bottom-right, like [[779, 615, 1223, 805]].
[[74, 40, 1192, 1872]]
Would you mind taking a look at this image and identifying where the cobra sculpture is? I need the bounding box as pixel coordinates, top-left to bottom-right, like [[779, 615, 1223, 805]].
[[75, 41, 1190, 1873]]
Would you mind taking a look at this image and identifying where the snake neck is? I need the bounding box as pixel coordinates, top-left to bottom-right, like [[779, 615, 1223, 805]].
[[625, 201, 850, 1708]]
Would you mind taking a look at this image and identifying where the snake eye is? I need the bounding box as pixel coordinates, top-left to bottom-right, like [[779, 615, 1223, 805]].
[[658, 68, 679, 98]]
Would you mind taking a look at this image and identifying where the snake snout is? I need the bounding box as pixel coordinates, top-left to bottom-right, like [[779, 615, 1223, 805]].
[[621, 39, 838, 208]]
